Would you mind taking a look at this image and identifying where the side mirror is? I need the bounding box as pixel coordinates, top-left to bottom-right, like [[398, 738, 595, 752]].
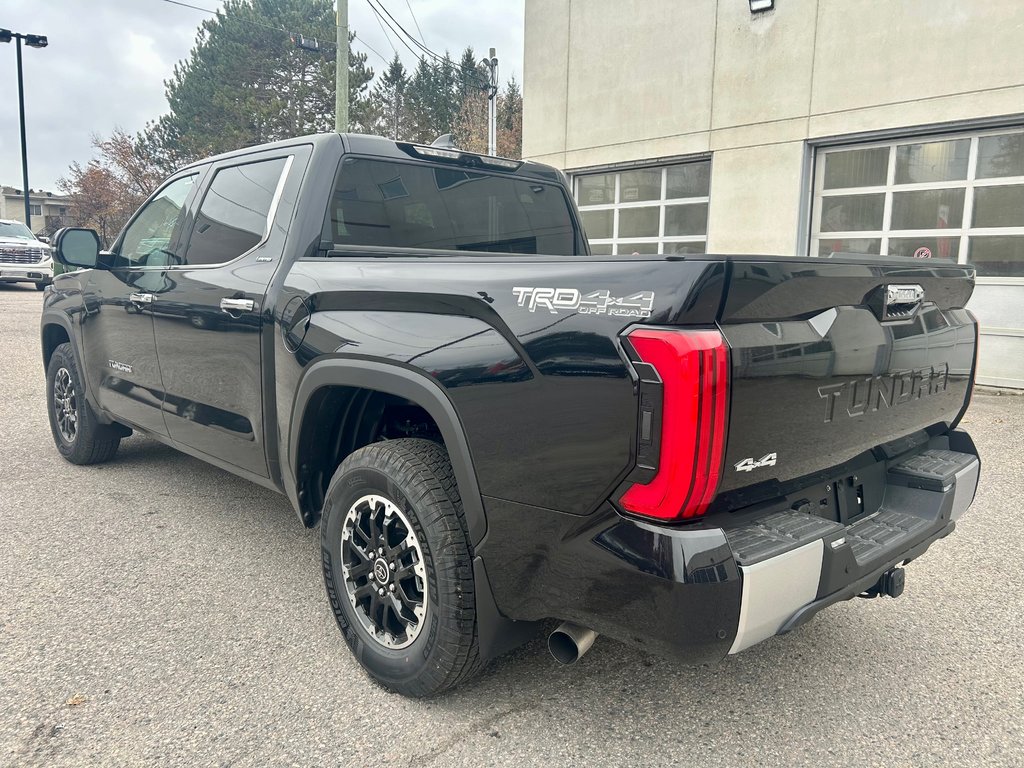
[[53, 227, 102, 269]]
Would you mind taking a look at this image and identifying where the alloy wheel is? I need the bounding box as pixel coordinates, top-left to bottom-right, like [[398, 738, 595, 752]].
[[340, 494, 428, 649], [53, 367, 78, 443]]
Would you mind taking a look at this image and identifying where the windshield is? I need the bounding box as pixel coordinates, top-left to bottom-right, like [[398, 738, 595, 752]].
[[0, 221, 37, 241]]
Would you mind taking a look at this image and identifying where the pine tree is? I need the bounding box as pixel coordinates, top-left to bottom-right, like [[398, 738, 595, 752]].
[[144, 0, 374, 166], [405, 58, 438, 143], [457, 47, 487, 99], [496, 76, 523, 159], [347, 37, 376, 133], [372, 54, 410, 140], [431, 53, 459, 137], [452, 47, 489, 152]]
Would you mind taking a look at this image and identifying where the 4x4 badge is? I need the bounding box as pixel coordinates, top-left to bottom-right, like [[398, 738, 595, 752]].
[[735, 453, 777, 472]]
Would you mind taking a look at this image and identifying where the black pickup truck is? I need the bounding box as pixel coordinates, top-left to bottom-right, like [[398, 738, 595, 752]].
[[43, 133, 981, 697]]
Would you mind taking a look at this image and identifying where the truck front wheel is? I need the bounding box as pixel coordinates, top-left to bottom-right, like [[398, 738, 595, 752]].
[[320, 438, 482, 697], [46, 342, 122, 465]]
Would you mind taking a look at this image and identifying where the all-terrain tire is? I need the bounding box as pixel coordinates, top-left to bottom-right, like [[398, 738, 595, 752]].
[[46, 342, 122, 465], [320, 438, 482, 697]]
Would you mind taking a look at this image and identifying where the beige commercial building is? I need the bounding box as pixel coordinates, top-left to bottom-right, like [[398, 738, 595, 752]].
[[0, 186, 69, 236], [523, 0, 1024, 388]]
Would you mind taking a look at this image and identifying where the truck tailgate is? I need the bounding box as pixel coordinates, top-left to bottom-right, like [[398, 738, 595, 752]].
[[715, 259, 976, 496]]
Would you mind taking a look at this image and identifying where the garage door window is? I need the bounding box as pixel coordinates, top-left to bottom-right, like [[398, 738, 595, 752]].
[[812, 128, 1024, 276], [574, 160, 710, 256]]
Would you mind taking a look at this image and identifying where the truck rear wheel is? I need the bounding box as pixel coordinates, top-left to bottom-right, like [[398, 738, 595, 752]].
[[320, 438, 482, 697], [46, 342, 122, 465]]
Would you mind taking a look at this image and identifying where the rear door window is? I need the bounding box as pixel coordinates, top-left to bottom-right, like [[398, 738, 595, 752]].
[[185, 157, 288, 266], [322, 157, 578, 255]]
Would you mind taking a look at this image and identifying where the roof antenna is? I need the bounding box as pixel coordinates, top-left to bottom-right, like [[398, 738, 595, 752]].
[[431, 133, 458, 149]]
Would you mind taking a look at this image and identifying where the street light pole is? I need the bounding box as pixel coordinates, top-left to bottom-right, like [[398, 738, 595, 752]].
[[15, 36, 31, 228], [1, 29, 48, 232]]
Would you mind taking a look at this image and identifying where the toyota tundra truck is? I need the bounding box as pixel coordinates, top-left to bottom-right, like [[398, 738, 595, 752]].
[[42, 132, 981, 697]]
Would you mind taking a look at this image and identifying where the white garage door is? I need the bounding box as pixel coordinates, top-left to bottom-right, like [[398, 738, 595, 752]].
[[812, 127, 1024, 388]]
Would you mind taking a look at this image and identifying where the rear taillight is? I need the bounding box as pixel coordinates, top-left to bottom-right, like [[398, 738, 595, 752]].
[[619, 328, 729, 521]]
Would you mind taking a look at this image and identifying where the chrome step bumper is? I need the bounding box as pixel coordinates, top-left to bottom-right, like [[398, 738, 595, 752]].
[[725, 446, 980, 654]]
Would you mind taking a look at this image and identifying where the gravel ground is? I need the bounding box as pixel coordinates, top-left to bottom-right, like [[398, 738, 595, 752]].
[[2, 282, 1021, 767]]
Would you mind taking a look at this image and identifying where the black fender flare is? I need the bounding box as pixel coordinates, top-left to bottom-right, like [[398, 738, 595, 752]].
[[288, 356, 488, 548], [40, 309, 129, 433], [40, 310, 87, 392], [39, 309, 79, 366]]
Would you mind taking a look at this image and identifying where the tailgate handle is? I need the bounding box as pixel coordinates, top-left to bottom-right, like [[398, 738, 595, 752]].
[[872, 283, 925, 322]]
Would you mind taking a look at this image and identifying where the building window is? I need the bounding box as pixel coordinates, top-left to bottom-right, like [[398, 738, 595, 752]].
[[812, 127, 1024, 277], [29, 204, 41, 216], [574, 159, 711, 255]]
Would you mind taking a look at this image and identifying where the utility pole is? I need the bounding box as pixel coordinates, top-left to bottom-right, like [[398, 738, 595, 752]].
[[335, 0, 349, 132], [1, 29, 48, 230], [484, 48, 498, 156]]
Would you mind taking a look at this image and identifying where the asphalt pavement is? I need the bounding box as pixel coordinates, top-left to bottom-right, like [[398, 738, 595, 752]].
[[2, 282, 1022, 767]]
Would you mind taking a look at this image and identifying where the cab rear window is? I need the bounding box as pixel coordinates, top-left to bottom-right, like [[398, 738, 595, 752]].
[[322, 157, 578, 255]]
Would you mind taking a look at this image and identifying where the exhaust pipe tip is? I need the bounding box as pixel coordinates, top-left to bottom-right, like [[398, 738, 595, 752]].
[[548, 622, 598, 665]]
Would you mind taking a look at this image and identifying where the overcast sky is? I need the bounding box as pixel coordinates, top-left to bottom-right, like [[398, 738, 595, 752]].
[[0, 0, 525, 191]]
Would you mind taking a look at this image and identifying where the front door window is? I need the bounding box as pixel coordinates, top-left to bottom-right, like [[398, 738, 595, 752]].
[[117, 174, 197, 267]]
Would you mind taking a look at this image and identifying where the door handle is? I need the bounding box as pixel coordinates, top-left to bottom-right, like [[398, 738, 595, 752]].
[[129, 292, 154, 305], [220, 297, 256, 314]]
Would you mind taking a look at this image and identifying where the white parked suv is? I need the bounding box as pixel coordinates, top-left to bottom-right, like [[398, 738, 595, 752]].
[[0, 219, 53, 290]]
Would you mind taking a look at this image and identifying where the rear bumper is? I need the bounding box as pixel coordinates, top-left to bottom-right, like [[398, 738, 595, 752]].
[[479, 432, 980, 662], [727, 445, 977, 653]]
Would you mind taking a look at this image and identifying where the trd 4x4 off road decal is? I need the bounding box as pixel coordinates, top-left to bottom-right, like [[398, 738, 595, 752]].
[[512, 287, 655, 318]]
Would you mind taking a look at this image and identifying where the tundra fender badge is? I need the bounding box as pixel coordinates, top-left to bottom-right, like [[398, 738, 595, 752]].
[[108, 360, 133, 374]]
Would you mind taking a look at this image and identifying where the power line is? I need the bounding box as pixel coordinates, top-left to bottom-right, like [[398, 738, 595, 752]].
[[365, 0, 488, 88], [364, 0, 424, 62], [367, 0, 436, 62], [369, 3, 400, 58], [352, 33, 389, 65], [159, 0, 217, 14], [157, 0, 293, 36], [403, 0, 425, 45]]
